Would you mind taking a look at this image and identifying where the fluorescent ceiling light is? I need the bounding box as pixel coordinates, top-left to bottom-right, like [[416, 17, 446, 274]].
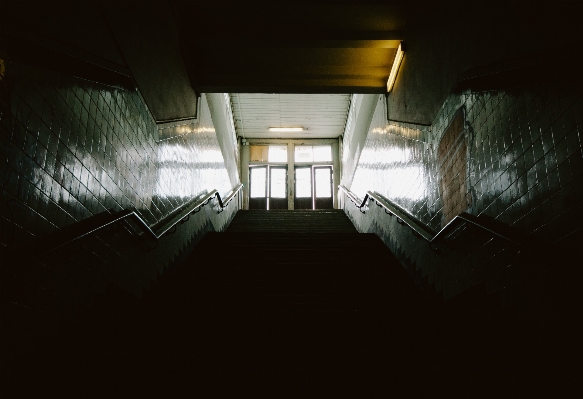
[[269, 127, 304, 132], [387, 42, 404, 92]]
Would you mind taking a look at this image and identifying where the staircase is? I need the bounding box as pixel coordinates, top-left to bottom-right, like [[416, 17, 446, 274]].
[[226, 209, 358, 233], [180, 210, 427, 363], [145, 210, 428, 376], [4, 210, 570, 396], [4, 210, 426, 393]]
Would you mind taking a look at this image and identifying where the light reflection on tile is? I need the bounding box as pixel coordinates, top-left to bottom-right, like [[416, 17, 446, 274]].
[[349, 85, 583, 244], [0, 59, 232, 247], [346, 83, 583, 298]]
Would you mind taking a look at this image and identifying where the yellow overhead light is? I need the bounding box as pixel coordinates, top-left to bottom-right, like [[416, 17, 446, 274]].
[[269, 127, 304, 132], [387, 42, 404, 92]]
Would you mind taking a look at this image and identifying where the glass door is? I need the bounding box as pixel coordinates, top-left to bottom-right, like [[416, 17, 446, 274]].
[[246, 143, 335, 210], [249, 166, 267, 209], [249, 165, 288, 209], [314, 166, 333, 209], [293, 166, 333, 210], [269, 166, 288, 209], [294, 167, 313, 210]]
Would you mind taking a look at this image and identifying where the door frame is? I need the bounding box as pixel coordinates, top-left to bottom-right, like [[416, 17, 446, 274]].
[[248, 164, 289, 210], [268, 165, 288, 210], [313, 165, 334, 210], [293, 165, 313, 210], [248, 165, 268, 210], [292, 164, 334, 210], [240, 138, 340, 210]]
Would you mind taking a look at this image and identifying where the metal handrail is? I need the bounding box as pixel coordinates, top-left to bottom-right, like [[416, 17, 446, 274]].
[[34, 184, 243, 258], [338, 185, 532, 251]]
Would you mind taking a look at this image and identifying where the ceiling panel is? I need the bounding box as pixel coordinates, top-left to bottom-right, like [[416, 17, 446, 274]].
[[175, 2, 407, 93], [231, 94, 351, 139]]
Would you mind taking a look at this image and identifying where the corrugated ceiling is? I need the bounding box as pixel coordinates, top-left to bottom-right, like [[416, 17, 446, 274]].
[[230, 93, 351, 139]]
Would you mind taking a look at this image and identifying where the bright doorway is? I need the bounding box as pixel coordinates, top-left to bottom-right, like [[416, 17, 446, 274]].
[[242, 140, 339, 210]]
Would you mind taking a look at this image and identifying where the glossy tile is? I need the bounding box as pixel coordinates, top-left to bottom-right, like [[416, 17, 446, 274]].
[[0, 59, 233, 250], [345, 82, 583, 299], [0, 55, 241, 316], [349, 84, 583, 242]]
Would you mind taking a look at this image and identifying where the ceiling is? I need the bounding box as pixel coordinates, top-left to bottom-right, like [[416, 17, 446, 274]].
[[1, 1, 408, 124], [176, 1, 407, 138], [175, 1, 407, 94], [231, 93, 351, 139]]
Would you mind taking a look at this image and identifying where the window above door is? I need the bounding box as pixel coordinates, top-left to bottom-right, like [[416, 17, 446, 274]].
[[249, 145, 288, 163], [294, 145, 332, 163]]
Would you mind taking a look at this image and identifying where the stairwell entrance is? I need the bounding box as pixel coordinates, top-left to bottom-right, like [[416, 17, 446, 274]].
[[294, 166, 333, 210], [249, 165, 288, 210], [242, 139, 340, 210]]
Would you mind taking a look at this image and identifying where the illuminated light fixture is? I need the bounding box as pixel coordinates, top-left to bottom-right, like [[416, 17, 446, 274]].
[[269, 127, 304, 132], [387, 42, 405, 92]]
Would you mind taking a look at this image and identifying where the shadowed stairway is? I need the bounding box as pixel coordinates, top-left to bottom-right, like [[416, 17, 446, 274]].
[[5, 210, 570, 396], [6, 210, 431, 394]]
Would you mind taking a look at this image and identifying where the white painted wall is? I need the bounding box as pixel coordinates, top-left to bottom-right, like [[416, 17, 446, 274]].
[[340, 94, 380, 188], [206, 93, 241, 188]]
